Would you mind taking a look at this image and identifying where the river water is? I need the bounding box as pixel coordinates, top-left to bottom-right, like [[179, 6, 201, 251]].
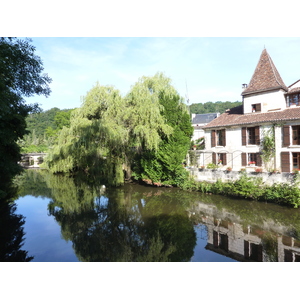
[[6, 169, 300, 262]]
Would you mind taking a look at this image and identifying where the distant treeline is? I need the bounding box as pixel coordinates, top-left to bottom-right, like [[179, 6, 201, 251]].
[[189, 101, 242, 114], [18, 107, 74, 153]]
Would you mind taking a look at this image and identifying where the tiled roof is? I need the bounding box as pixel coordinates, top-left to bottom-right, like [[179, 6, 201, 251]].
[[192, 113, 219, 124], [242, 49, 288, 96], [203, 105, 300, 129], [285, 87, 300, 95]]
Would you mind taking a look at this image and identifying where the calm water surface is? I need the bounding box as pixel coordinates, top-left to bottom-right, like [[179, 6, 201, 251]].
[[9, 169, 300, 262]]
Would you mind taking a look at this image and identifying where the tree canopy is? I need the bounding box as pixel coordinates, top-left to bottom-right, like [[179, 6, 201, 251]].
[[44, 73, 192, 187], [0, 37, 52, 199]]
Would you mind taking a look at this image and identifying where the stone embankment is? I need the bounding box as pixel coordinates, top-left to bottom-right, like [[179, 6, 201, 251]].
[[188, 167, 295, 185]]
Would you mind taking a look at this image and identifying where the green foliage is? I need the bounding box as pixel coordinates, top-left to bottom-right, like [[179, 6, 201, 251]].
[[191, 137, 205, 150], [0, 199, 33, 261], [194, 173, 300, 208], [45, 73, 192, 187], [189, 101, 242, 114], [133, 86, 193, 186], [206, 162, 219, 169], [260, 126, 275, 171], [18, 108, 74, 153], [0, 37, 51, 198]]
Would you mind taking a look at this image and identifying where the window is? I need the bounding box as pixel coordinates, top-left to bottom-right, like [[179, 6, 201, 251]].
[[247, 127, 256, 145], [212, 153, 227, 165], [216, 129, 225, 146], [292, 153, 300, 170], [244, 241, 263, 262], [211, 129, 226, 147], [248, 153, 257, 165], [242, 126, 260, 146], [251, 103, 261, 112], [218, 153, 226, 165], [287, 93, 300, 106], [241, 152, 262, 166], [292, 126, 300, 145]]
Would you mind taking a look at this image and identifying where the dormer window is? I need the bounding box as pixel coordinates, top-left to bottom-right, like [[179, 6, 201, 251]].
[[251, 103, 261, 113], [287, 93, 300, 107]]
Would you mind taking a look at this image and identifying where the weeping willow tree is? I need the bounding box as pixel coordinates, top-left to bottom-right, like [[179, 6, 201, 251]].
[[44, 73, 180, 186]]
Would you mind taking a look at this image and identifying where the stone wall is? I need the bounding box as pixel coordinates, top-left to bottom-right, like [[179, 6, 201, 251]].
[[188, 167, 296, 185]]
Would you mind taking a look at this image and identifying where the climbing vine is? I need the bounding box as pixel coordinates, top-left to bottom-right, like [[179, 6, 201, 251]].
[[260, 125, 275, 172]]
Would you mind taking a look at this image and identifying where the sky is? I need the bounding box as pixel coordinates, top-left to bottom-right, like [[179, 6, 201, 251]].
[[22, 37, 300, 112], [3, 2, 300, 113]]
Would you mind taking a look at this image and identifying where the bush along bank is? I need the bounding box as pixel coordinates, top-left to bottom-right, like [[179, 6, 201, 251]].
[[180, 172, 300, 208]]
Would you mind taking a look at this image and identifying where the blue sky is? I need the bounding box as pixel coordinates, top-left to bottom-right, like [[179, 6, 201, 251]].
[[3, 2, 300, 112], [25, 37, 300, 111]]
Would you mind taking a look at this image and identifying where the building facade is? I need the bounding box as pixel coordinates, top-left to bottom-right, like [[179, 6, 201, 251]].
[[202, 49, 300, 173], [191, 113, 219, 141]]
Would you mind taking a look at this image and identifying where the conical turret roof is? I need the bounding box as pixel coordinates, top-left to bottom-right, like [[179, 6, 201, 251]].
[[242, 49, 288, 95]]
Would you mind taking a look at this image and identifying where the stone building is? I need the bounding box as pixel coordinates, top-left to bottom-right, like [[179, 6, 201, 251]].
[[202, 48, 300, 172]]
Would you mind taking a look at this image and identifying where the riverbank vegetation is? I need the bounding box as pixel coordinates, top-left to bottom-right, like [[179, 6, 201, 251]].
[[181, 172, 300, 208], [0, 37, 52, 199]]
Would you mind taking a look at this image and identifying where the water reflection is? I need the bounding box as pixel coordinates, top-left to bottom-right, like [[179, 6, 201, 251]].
[[189, 198, 300, 262], [16, 170, 196, 261], [0, 199, 33, 262], [12, 169, 300, 262]]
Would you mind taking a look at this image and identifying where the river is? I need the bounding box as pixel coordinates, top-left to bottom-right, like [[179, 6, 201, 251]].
[[5, 169, 300, 262]]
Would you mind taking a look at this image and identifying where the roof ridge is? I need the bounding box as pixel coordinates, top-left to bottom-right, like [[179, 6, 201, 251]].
[[267, 50, 282, 88]]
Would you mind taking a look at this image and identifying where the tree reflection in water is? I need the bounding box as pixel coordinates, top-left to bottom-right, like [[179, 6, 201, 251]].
[[18, 170, 196, 262], [0, 199, 33, 262]]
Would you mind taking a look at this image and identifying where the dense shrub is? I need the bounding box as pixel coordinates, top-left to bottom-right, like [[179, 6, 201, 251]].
[[190, 174, 300, 208]]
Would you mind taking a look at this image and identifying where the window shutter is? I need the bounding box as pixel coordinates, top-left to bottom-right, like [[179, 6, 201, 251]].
[[222, 129, 226, 146], [281, 152, 290, 173], [242, 127, 247, 145], [212, 152, 216, 164], [256, 103, 261, 112], [257, 153, 262, 166], [211, 130, 216, 147], [222, 153, 227, 165], [255, 126, 260, 145], [283, 125, 290, 147], [241, 153, 247, 166]]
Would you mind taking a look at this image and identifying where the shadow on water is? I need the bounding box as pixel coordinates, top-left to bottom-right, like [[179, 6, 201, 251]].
[[0, 199, 33, 262], [9, 169, 300, 262]]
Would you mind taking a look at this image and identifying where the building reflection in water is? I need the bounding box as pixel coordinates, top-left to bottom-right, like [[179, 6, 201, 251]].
[[190, 202, 300, 262]]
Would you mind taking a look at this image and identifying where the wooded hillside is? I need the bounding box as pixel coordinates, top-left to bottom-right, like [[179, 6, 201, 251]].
[[189, 101, 242, 114]]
